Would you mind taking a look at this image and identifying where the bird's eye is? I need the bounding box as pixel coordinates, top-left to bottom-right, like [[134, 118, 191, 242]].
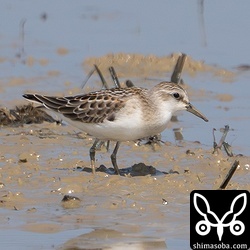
[[173, 93, 180, 99]]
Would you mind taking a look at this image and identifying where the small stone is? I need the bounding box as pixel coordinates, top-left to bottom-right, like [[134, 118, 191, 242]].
[[61, 195, 81, 209], [162, 198, 168, 205], [186, 149, 195, 155], [61, 195, 80, 202], [18, 153, 29, 163], [27, 207, 37, 213]]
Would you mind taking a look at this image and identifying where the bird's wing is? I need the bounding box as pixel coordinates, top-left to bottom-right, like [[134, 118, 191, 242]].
[[23, 88, 143, 123]]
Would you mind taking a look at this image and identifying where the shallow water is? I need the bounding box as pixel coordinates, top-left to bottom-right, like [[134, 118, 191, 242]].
[[0, 1, 250, 249]]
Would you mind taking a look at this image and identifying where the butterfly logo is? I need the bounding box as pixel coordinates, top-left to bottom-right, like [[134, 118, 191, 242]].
[[193, 193, 247, 241]]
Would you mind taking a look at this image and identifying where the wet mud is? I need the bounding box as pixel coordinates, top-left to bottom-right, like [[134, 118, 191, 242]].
[[0, 53, 249, 249]]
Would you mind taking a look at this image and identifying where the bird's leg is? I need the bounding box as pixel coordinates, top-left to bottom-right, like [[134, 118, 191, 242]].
[[89, 139, 100, 174], [110, 141, 121, 175], [95, 140, 110, 152]]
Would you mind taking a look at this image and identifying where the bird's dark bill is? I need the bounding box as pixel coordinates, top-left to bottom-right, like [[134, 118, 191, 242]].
[[186, 104, 208, 122]]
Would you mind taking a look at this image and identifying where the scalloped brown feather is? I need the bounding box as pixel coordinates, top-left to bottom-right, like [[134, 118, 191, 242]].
[[24, 87, 146, 123]]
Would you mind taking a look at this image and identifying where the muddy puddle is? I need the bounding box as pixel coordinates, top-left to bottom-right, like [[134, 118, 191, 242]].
[[1, 54, 250, 250], [0, 59, 250, 249], [0, 121, 250, 249], [1, 55, 250, 249]]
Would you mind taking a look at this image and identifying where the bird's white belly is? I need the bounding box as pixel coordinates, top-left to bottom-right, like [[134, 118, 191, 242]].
[[65, 115, 169, 141]]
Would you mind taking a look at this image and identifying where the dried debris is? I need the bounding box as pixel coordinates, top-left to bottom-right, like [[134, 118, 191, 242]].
[[213, 125, 234, 157], [0, 104, 60, 127]]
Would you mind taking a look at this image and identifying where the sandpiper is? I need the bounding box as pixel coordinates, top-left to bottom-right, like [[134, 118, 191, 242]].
[[23, 81, 208, 175]]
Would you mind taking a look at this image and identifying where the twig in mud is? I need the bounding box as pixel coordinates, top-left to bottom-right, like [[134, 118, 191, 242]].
[[217, 125, 230, 149], [170, 53, 187, 130], [223, 142, 233, 157], [171, 53, 187, 84], [197, 0, 207, 47], [109, 67, 135, 88], [81, 67, 95, 89], [218, 160, 239, 190], [109, 66, 121, 88], [109, 66, 136, 88], [94, 64, 109, 89], [81, 64, 110, 90], [196, 174, 202, 183], [16, 19, 26, 63], [212, 128, 217, 149], [213, 125, 233, 156]]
